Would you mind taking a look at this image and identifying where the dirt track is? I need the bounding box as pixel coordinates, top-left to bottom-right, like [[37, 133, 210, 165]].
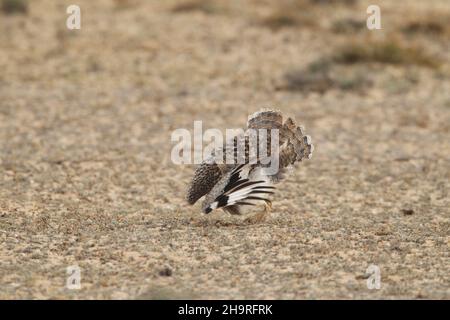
[[0, 0, 449, 299]]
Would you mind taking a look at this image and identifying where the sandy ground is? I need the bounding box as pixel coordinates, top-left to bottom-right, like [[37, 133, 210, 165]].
[[0, 0, 449, 299]]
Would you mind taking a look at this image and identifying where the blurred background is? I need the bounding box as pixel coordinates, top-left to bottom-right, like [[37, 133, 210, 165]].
[[0, 0, 449, 299]]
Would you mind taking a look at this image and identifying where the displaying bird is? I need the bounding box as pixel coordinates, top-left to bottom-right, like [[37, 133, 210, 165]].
[[186, 109, 313, 222]]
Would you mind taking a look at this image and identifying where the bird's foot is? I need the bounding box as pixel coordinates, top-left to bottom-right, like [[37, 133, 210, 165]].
[[244, 201, 271, 224]]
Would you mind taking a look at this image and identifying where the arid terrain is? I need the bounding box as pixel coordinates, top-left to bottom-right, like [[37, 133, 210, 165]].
[[0, 0, 449, 299]]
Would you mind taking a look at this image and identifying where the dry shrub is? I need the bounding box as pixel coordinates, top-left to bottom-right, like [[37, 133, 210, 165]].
[[332, 18, 365, 33], [310, 0, 357, 5], [401, 13, 449, 37], [403, 21, 445, 35], [112, 0, 139, 10], [260, 12, 300, 30], [259, 0, 320, 30], [1, 0, 27, 14], [171, 0, 219, 14], [281, 62, 372, 93], [282, 68, 334, 93], [332, 39, 442, 69], [280, 38, 440, 93], [260, 0, 358, 31]]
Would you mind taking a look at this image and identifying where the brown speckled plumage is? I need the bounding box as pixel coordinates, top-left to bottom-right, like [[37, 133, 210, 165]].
[[186, 158, 223, 205]]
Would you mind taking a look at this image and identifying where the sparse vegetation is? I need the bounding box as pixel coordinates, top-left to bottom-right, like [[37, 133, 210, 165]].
[[309, 0, 357, 5], [112, 0, 138, 10], [280, 38, 441, 93], [332, 18, 365, 33], [335, 69, 372, 91], [260, 12, 300, 30], [403, 21, 445, 35], [282, 63, 372, 93], [171, 0, 219, 14], [401, 14, 449, 36], [332, 40, 442, 68], [260, 9, 320, 30], [258, 0, 320, 30], [259, 0, 361, 31], [282, 68, 334, 93], [1, 0, 27, 14]]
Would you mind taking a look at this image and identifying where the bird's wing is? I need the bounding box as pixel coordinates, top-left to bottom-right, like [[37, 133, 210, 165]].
[[209, 164, 275, 210]]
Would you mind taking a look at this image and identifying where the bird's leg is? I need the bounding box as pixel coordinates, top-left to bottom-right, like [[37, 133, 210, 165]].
[[244, 200, 272, 224]]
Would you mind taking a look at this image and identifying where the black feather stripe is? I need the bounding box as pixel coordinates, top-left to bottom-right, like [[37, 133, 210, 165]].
[[245, 196, 270, 202], [226, 180, 266, 195], [252, 186, 275, 190], [249, 190, 274, 195], [216, 195, 229, 208], [223, 164, 247, 192], [226, 173, 241, 188], [224, 178, 249, 193]]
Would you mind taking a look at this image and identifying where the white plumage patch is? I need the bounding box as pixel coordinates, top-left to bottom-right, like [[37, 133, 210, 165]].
[[211, 164, 275, 210]]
